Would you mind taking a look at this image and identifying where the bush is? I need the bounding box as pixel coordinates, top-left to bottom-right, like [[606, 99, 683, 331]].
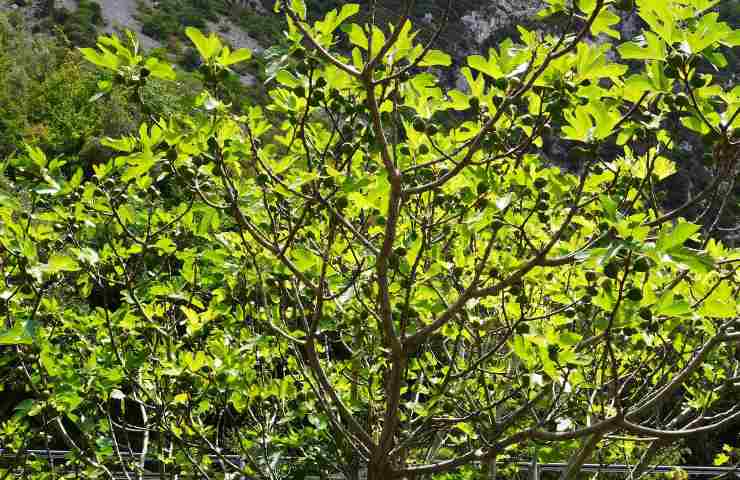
[[138, 0, 218, 41], [0, 14, 136, 158], [50, 0, 105, 46]]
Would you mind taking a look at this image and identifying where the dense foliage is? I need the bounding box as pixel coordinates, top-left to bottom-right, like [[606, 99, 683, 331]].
[[1, 0, 739, 479]]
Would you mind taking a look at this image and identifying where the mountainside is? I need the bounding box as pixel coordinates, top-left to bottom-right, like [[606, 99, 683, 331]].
[[3, 1, 738, 68], [3, 0, 738, 87]]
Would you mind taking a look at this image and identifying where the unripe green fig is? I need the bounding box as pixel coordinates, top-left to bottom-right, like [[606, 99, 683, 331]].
[[340, 142, 354, 155], [626, 287, 643, 302], [664, 65, 678, 79], [633, 257, 650, 273], [675, 94, 691, 108], [667, 52, 685, 69], [604, 262, 619, 279], [292, 48, 306, 60], [493, 78, 508, 90]]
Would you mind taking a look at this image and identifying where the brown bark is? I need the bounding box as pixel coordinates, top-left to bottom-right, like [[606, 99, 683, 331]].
[[367, 461, 394, 480]]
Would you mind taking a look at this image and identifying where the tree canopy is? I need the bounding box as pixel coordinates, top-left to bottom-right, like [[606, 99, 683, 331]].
[[1, 0, 739, 479]]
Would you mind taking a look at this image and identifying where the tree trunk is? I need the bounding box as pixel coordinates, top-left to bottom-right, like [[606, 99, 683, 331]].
[[367, 461, 393, 480]]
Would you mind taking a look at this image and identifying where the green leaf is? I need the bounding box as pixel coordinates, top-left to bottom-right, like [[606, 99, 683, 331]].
[[591, 8, 621, 39], [117, 204, 136, 225], [652, 156, 677, 180], [221, 48, 252, 66], [154, 237, 177, 254], [44, 254, 81, 274], [599, 195, 618, 221], [291, 0, 307, 20], [144, 57, 176, 80], [13, 399, 35, 417], [467, 54, 502, 79], [291, 248, 317, 271], [632, 154, 676, 180], [26, 145, 47, 168], [343, 24, 369, 50], [454, 422, 475, 436], [0, 320, 37, 346], [668, 248, 714, 273], [655, 291, 691, 316], [578, 0, 596, 13], [316, 4, 360, 36], [185, 27, 222, 61], [699, 298, 736, 318], [101, 136, 137, 153], [79, 46, 121, 71], [698, 282, 736, 319], [276, 70, 300, 88], [714, 453, 730, 466], [617, 32, 667, 61], [121, 151, 157, 182], [684, 13, 734, 53], [562, 106, 594, 142], [418, 50, 452, 67], [657, 222, 701, 252]]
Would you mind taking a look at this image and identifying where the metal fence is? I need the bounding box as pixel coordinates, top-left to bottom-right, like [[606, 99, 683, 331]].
[[2, 450, 739, 479]]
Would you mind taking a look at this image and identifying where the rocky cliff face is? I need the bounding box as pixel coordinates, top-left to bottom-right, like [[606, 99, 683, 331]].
[[460, 0, 544, 45]]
